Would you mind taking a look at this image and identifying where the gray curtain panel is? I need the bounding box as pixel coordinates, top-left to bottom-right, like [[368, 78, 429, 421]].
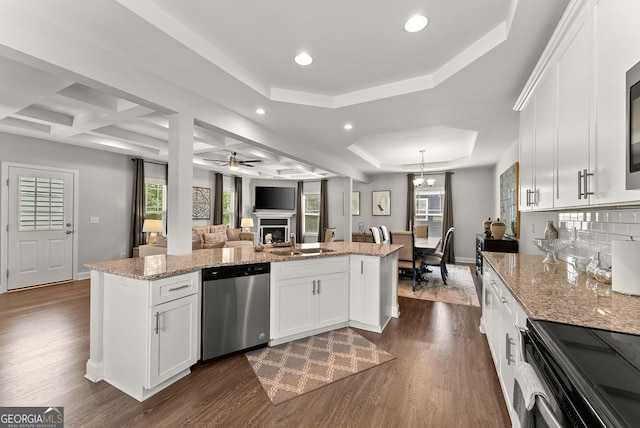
[[295, 181, 303, 236], [130, 158, 145, 256], [234, 176, 242, 228], [213, 172, 223, 224], [443, 171, 455, 263], [318, 179, 328, 242], [406, 173, 415, 231]]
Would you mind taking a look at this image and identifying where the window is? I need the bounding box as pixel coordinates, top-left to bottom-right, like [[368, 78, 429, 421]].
[[303, 193, 320, 234], [19, 176, 65, 230], [145, 181, 166, 224], [415, 189, 444, 237], [222, 189, 234, 227]]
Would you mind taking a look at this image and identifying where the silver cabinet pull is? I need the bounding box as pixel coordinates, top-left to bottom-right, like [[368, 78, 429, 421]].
[[578, 170, 583, 199], [154, 312, 160, 334], [485, 288, 491, 307], [361, 260, 364, 274], [312, 280, 317, 295], [526, 189, 531, 206], [317, 279, 321, 294], [505, 333, 515, 365], [578, 169, 594, 199], [168, 284, 190, 292], [500, 296, 508, 304]]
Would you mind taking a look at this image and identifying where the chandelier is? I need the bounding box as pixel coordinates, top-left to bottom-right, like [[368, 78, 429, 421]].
[[413, 150, 435, 189]]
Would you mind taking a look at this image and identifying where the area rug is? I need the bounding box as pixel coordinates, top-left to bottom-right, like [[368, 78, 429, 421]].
[[245, 328, 394, 405], [398, 264, 480, 307]]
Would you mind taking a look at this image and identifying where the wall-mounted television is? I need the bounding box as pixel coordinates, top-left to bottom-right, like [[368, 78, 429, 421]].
[[254, 186, 295, 210]]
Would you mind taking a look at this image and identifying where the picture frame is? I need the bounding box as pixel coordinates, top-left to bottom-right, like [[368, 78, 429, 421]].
[[192, 186, 211, 220], [372, 190, 391, 216], [499, 162, 520, 238], [351, 191, 360, 216]]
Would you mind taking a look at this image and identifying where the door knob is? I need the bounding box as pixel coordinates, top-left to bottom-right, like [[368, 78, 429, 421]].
[[66, 230, 74, 234]]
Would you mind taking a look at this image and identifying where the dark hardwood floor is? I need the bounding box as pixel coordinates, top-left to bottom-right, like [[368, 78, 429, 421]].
[[0, 266, 510, 427]]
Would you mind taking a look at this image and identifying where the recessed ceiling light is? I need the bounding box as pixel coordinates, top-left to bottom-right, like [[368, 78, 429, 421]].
[[256, 108, 265, 115], [344, 123, 353, 131], [295, 52, 313, 66], [404, 15, 428, 33]]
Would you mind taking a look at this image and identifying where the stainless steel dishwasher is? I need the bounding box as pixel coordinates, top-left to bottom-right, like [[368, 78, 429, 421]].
[[201, 263, 270, 360]]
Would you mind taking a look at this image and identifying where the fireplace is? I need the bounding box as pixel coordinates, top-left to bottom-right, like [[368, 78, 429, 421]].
[[254, 212, 294, 244]]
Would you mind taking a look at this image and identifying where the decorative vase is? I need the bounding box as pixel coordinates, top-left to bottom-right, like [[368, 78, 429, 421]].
[[544, 220, 558, 240], [490, 218, 506, 240], [483, 217, 492, 233]]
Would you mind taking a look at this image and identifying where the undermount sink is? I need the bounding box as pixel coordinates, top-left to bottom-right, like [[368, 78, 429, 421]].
[[270, 248, 336, 256]]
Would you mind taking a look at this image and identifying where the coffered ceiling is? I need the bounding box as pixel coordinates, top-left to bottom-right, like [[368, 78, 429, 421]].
[[0, 0, 569, 182]]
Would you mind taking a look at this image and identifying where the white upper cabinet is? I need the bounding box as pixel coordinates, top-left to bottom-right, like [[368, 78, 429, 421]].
[[591, 0, 640, 205], [533, 70, 556, 210], [555, 6, 593, 207]]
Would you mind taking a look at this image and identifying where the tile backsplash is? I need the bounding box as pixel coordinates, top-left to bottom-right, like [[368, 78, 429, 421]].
[[557, 209, 640, 268]]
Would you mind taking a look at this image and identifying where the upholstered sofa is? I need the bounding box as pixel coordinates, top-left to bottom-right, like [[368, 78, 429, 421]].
[[138, 224, 255, 257]]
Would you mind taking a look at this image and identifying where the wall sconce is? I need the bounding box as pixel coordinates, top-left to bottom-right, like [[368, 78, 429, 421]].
[[240, 217, 254, 232], [142, 219, 163, 244]]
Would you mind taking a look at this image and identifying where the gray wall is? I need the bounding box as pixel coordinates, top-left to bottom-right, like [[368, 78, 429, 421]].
[[353, 169, 495, 262], [0, 132, 133, 279]]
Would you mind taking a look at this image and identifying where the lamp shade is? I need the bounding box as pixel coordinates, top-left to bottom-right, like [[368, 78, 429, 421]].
[[240, 217, 254, 228], [427, 178, 436, 186], [142, 219, 163, 233]]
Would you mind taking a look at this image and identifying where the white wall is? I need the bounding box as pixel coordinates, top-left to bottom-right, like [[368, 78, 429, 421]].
[[0, 133, 133, 279], [352, 174, 408, 234]]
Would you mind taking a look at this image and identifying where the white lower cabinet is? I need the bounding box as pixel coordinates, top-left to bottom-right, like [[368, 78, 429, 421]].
[[103, 271, 199, 401], [349, 254, 395, 332], [270, 256, 349, 345], [481, 262, 527, 426]]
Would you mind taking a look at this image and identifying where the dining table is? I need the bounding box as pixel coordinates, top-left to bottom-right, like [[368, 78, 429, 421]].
[[415, 236, 441, 254]]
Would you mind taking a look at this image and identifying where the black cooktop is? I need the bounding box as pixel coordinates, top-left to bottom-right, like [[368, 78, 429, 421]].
[[527, 320, 640, 428]]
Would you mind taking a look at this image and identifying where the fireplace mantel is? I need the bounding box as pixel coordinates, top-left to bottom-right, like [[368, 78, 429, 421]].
[[253, 212, 295, 244]]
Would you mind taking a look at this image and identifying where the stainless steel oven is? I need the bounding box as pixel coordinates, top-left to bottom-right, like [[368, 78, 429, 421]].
[[525, 319, 640, 428], [626, 59, 640, 189]]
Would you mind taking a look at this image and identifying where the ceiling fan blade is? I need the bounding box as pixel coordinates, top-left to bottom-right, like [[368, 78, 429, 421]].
[[239, 160, 261, 164]]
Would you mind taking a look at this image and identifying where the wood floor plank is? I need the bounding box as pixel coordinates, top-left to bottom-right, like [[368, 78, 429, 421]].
[[0, 266, 510, 427]]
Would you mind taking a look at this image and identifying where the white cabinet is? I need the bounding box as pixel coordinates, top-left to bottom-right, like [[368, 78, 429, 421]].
[[555, 5, 594, 207], [519, 70, 555, 211], [270, 257, 349, 345], [103, 271, 199, 401], [517, 0, 597, 210], [481, 262, 527, 426], [349, 254, 396, 332]]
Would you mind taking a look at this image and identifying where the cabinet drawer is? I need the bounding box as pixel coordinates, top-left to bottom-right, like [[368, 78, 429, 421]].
[[151, 272, 199, 306], [271, 256, 349, 280]]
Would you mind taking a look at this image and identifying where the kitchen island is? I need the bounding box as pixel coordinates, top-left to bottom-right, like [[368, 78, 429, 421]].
[[84, 242, 402, 401]]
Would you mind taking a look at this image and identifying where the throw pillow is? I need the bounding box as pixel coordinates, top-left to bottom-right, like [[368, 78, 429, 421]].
[[203, 231, 227, 245], [227, 228, 241, 241], [208, 224, 228, 243]]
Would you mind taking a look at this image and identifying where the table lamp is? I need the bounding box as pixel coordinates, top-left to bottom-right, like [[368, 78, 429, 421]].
[[240, 217, 254, 232], [142, 219, 163, 244]]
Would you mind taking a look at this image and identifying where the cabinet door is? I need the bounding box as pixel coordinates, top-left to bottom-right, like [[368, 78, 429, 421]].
[[519, 102, 536, 211], [556, 16, 592, 207], [349, 256, 380, 326], [271, 277, 314, 339], [148, 293, 198, 389], [315, 272, 349, 329], [499, 302, 519, 414], [533, 69, 556, 209]]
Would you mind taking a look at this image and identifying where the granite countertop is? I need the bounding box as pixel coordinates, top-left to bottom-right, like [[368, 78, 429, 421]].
[[483, 252, 640, 335], [85, 242, 402, 280]]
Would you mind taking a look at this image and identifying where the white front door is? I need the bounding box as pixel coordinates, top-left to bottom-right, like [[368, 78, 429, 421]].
[[7, 166, 75, 290]]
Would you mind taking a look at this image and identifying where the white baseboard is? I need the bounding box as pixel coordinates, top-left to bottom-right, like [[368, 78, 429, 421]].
[[455, 257, 474, 264], [76, 271, 91, 281]]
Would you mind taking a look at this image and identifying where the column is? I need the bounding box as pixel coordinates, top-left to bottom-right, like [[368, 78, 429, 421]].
[[167, 113, 193, 255]]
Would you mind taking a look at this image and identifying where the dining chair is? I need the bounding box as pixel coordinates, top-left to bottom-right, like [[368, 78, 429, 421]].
[[324, 227, 336, 242], [390, 230, 425, 291], [370, 226, 382, 244], [379, 225, 390, 244], [423, 227, 455, 284]]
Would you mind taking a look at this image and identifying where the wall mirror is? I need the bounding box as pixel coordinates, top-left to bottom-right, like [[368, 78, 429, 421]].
[[500, 162, 520, 238]]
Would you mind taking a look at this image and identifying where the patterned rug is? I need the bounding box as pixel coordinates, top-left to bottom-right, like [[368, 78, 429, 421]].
[[245, 328, 394, 405], [398, 264, 480, 307]]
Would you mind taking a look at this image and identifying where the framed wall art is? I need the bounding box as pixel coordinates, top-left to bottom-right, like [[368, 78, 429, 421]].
[[499, 162, 520, 238], [372, 190, 391, 216], [351, 191, 360, 216], [192, 186, 211, 220]]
